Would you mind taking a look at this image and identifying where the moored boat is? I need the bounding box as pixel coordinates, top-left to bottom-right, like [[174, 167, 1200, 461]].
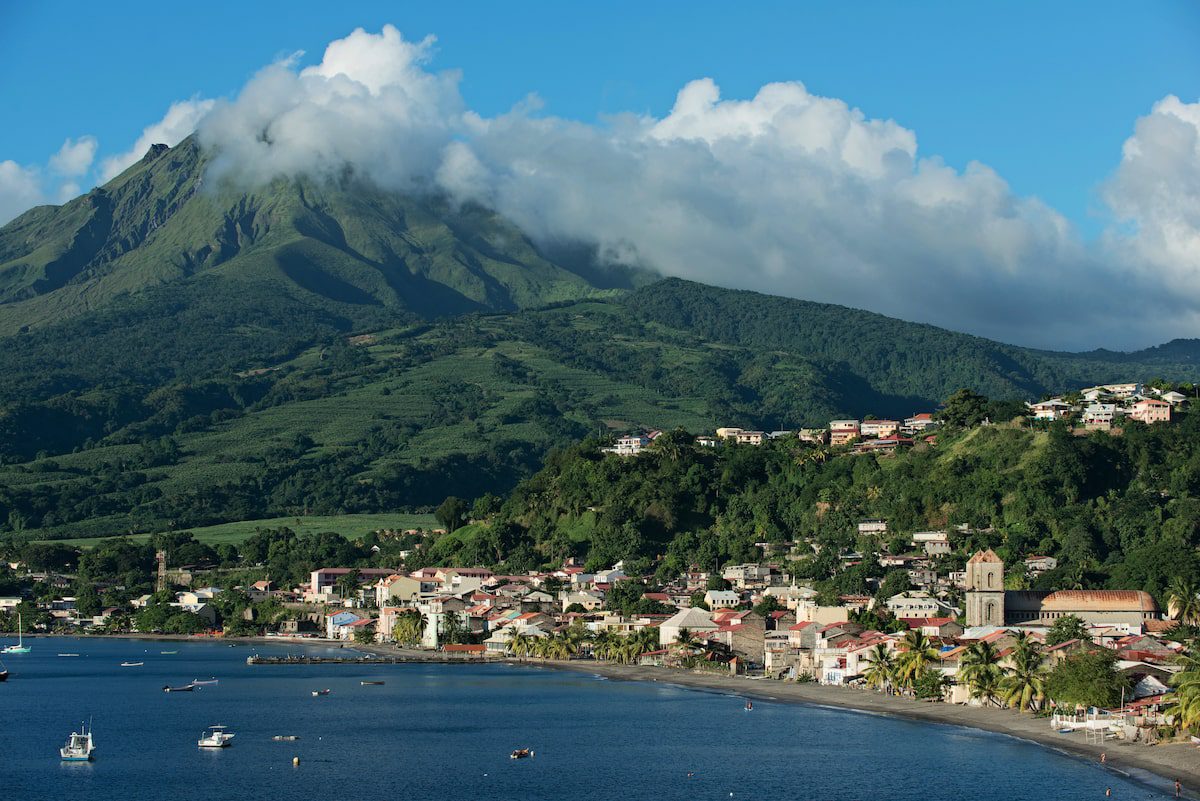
[[192, 678, 218, 685], [120, 661, 144, 667], [163, 683, 196, 692], [2, 613, 31, 654], [510, 748, 534, 759], [272, 735, 300, 741], [360, 680, 384, 685], [312, 688, 331, 696], [60, 722, 95, 761], [198, 725, 235, 748]]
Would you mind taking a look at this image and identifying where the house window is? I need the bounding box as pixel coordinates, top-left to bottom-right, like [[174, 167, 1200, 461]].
[[986, 572, 994, 589]]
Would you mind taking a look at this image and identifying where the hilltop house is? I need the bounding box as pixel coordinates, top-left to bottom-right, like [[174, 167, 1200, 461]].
[[859, 419, 899, 438], [829, 420, 860, 446], [1129, 399, 1171, 425]]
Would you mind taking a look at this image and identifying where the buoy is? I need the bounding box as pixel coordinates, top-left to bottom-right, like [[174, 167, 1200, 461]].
[[293, 756, 300, 766]]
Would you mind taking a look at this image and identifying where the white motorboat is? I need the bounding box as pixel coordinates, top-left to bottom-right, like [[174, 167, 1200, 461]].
[[60, 722, 95, 761], [2, 613, 31, 654], [198, 725, 235, 748], [119, 661, 144, 667]]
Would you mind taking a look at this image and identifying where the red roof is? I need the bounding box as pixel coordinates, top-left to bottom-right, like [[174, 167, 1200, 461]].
[[442, 644, 485, 653], [788, 621, 816, 631]]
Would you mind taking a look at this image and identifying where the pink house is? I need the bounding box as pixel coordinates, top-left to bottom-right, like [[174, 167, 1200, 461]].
[[1129, 399, 1171, 425]]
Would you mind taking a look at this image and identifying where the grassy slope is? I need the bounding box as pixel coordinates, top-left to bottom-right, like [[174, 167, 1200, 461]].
[[39, 513, 437, 548]]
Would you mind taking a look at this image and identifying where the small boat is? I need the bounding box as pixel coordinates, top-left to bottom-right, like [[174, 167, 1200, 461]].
[[120, 661, 144, 667], [272, 735, 301, 741], [58, 653, 81, 658], [2, 613, 31, 654], [198, 725, 235, 748], [745, 701, 753, 711], [160, 650, 178, 655], [312, 689, 331, 696], [510, 748, 534, 759], [192, 678, 219, 686], [60, 722, 95, 761], [360, 681, 385, 686], [163, 683, 196, 693]]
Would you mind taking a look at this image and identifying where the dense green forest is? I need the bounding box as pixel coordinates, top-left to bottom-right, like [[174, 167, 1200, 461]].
[[3, 140, 1200, 544], [420, 410, 1200, 608]]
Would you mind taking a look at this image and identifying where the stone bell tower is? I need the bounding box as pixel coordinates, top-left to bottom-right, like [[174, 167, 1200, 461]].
[[965, 549, 1005, 627]]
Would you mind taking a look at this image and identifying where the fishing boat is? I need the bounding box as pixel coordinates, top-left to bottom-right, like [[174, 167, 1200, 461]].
[[163, 683, 196, 693], [272, 735, 300, 741], [197, 725, 235, 748], [311, 688, 331, 696], [192, 678, 219, 686], [60, 722, 95, 761], [2, 613, 31, 654], [360, 680, 385, 686], [120, 661, 144, 667], [58, 653, 81, 657], [510, 748, 534, 759]]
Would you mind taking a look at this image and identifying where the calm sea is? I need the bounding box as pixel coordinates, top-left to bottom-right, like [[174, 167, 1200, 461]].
[[0, 638, 1168, 800]]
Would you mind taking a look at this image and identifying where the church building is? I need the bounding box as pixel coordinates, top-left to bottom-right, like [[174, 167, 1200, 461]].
[[964, 549, 1160, 630]]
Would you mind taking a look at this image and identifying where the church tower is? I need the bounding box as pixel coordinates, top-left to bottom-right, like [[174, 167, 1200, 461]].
[[965, 549, 1005, 627]]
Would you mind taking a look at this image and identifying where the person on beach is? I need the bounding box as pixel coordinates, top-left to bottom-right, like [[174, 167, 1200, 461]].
[[1100, 752, 1106, 764], [1177, 778, 1182, 798]]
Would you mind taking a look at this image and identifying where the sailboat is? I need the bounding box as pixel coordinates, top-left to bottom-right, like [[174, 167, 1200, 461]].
[[60, 721, 95, 761], [2, 613, 31, 654]]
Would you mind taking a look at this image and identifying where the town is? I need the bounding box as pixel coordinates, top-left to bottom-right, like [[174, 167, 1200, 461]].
[[2, 378, 1198, 753]]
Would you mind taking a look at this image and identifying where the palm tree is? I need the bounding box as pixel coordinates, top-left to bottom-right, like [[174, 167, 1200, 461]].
[[391, 608, 427, 646], [897, 630, 940, 691], [1166, 650, 1200, 734], [863, 644, 896, 694], [1168, 577, 1200, 624], [958, 640, 1003, 707], [999, 632, 1046, 712], [592, 630, 618, 661], [507, 632, 537, 659]]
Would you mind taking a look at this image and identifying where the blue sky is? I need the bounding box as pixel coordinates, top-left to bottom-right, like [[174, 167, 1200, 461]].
[[2, 1, 1196, 234], [1, 2, 1198, 348]]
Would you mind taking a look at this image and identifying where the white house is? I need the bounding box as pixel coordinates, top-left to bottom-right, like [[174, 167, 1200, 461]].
[[658, 606, 717, 647], [704, 590, 741, 609]]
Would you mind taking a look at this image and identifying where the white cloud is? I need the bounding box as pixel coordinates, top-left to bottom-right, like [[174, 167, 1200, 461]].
[[100, 97, 215, 181], [5, 25, 1200, 349], [49, 136, 98, 177], [0, 160, 45, 225], [199, 25, 461, 190]]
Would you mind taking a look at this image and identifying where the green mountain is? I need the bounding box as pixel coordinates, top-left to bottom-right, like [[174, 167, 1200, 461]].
[[2, 139, 1200, 544]]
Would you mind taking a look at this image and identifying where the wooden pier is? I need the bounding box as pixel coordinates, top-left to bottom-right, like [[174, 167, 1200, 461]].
[[246, 653, 491, 666]]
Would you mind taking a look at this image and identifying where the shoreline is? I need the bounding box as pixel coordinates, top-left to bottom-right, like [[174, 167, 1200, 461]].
[[525, 659, 1198, 798], [13, 635, 1196, 795]]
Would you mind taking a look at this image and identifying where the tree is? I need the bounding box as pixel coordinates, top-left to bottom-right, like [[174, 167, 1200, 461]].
[[707, 575, 732, 591], [913, 668, 951, 700], [937, 388, 990, 428], [1046, 647, 1129, 709], [957, 640, 1003, 706], [440, 611, 471, 645], [435, 496, 469, 533], [1045, 614, 1090, 647], [863, 644, 896, 693], [1169, 577, 1200, 624], [353, 624, 377, 645], [1166, 650, 1200, 734], [391, 609, 427, 646], [999, 632, 1047, 712], [752, 595, 782, 617], [689, 591, 709, 610], [897, 630, 940, 690]]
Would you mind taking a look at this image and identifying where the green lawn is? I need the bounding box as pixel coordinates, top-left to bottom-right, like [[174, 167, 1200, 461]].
[[39, 513, 438, 548]]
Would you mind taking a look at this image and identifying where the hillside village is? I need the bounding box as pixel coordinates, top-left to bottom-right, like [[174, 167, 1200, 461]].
[[605, 381, 1184, 458]]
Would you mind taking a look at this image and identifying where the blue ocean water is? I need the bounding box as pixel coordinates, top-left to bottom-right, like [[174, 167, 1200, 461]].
[[0, 638, 1169, 800]]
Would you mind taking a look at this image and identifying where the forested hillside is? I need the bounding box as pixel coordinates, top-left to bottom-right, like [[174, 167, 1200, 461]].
[[424, 413, 1200, 607], [4, 141, 1200, 545]]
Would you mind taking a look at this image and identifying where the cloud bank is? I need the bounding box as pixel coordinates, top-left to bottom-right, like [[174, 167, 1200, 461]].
[[4, 25, 1199, 350]]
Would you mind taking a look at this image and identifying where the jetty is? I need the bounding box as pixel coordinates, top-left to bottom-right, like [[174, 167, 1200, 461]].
[[246, 653, 489, 666]]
